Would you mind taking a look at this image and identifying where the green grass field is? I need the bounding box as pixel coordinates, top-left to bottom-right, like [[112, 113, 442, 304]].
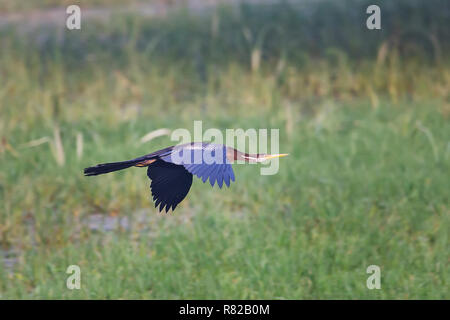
[[0, 1, 449, 299]]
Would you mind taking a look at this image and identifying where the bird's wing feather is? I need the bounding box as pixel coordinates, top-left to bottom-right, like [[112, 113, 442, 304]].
[[147, 160, 193, 212]]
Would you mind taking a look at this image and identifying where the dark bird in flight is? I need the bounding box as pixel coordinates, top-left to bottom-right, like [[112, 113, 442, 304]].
[[84, 142, 287, 212]]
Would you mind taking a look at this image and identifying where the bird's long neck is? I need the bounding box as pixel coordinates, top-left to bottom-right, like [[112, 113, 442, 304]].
[[226, 148, 260, 163]]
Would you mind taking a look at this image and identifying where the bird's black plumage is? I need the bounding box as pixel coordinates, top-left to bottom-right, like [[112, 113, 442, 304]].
[[83, 143, 233, 212], [146, 159, 193, 212]]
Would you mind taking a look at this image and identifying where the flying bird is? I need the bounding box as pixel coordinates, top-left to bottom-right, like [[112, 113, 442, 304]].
[[84, 142, 288, 212]]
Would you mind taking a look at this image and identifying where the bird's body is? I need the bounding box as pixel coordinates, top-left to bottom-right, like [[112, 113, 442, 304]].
[[84, 142, 287, 212]]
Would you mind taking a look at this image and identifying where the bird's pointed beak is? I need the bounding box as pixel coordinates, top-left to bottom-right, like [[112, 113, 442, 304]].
[[262, 153, 289, 160]]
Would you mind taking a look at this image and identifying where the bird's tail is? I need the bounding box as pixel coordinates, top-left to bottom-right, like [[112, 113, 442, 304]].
[[84, 159, 142, 176]]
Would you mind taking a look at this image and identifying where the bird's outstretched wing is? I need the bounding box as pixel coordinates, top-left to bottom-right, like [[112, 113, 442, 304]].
[[160, 143, 235, 188], [183, 162, 235, 188], [147, 160, 193, 212]]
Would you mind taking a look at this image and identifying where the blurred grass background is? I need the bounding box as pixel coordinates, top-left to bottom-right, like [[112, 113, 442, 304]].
[[0, 0, 449, 299]]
